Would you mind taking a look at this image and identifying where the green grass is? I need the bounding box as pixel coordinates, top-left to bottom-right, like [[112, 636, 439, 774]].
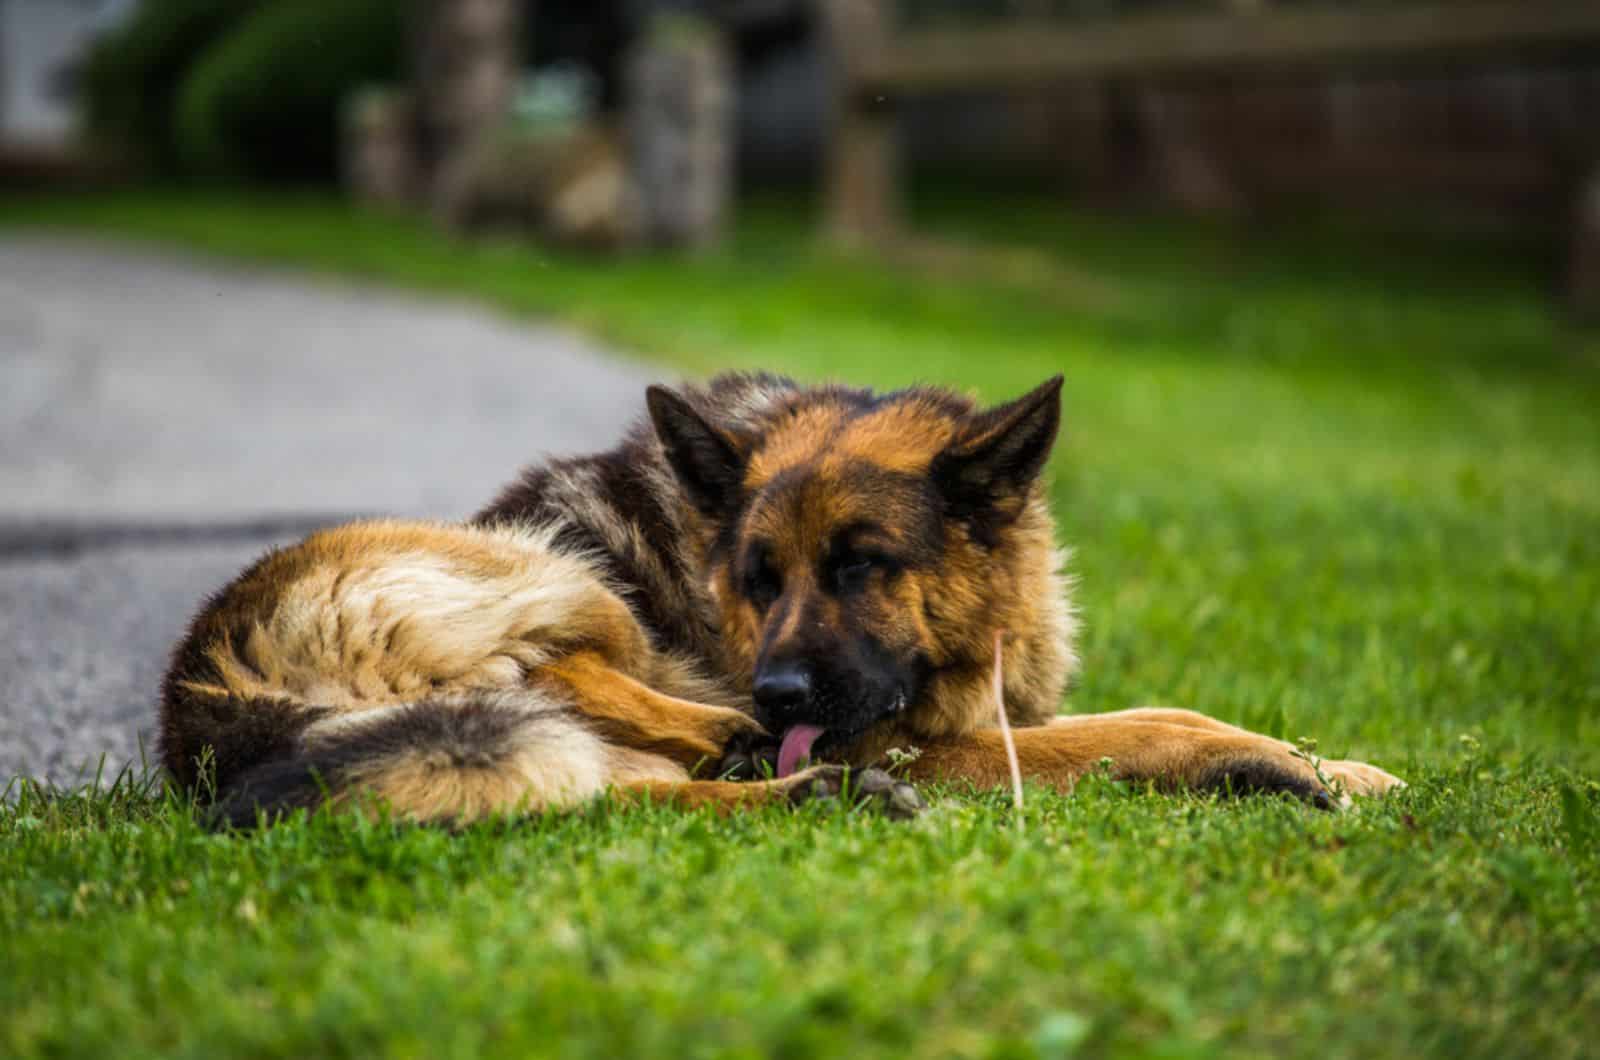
[[4, 190, 1598, 1058]]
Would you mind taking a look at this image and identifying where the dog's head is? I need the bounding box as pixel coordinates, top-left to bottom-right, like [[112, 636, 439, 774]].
[[648, 376, 1065, 767]]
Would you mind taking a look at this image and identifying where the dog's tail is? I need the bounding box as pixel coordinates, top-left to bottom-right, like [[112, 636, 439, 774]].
[[200, 691, 610, 828]]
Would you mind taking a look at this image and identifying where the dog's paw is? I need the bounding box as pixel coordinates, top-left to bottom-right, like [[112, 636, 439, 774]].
[[1321, 758, 1405, 798], [1198, 757, 1342, 809], [784, 765, 926, 820], [717, 731, 779, 780], [706, 706, 768, 747], [675, 707, 768, 771]]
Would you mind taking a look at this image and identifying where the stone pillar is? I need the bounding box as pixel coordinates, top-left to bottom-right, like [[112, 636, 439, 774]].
[[412, 0, 522, 194], [341, 88, 420, 208], [625, 15, 733, 250]]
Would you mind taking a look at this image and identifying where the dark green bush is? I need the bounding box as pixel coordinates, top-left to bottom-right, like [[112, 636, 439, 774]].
[[81, 0, 264, 174], [175, 0, 407, 183]]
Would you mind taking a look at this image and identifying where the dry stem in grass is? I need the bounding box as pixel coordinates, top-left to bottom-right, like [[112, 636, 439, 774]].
[[992, 629, 1025, 825]]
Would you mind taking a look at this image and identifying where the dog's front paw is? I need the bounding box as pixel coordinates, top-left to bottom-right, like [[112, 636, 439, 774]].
[[1321, 758, 1405, 798], [784, 765, 926, 820]]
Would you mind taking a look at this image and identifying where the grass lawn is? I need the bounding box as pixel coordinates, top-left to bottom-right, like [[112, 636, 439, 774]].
[[3, 191, 1598, 1059]]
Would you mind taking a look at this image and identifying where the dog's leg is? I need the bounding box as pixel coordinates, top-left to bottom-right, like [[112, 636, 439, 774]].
[[1079, 707, 1256, 736], [1056, 710, 1405, 797], [615, 765, 924, 818], [901, 717, 1402, 806], [541, 652, 765, 770]]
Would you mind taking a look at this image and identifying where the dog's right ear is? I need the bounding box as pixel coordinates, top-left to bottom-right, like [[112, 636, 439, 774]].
[[647, 385, 747, 516]]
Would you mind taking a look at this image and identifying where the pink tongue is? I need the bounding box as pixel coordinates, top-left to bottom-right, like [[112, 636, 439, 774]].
[[776, 724, 826, 778]]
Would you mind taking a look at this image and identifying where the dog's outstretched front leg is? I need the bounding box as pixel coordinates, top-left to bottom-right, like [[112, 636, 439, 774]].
[[1057, 708, 1405, 800], [899, 715, 1402, 807]]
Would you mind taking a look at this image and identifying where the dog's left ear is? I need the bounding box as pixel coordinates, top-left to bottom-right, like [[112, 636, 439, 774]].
[[933, 375, 1063, 522], [647, 384, 747, 516]]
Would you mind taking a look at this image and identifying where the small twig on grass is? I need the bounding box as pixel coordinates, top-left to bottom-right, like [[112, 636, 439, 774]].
[[992, 629, 1025, 827], [1290, 736, 1346, 802]]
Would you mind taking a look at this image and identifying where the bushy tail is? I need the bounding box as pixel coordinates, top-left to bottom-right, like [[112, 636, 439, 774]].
[[211, 692, 609, 828]]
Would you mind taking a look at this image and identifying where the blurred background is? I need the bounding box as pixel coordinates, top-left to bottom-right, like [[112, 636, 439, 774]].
[[5, 1, 1600, 254], [1, 0, 1597, 786]]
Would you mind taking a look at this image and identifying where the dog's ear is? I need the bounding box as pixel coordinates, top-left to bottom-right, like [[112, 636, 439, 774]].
[[932, 376, 1063, 526], [647, 385, 747, 516]]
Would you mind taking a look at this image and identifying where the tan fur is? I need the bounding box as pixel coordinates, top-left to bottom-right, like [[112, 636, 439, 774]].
[[185, 521, 652, 711], [325, 694, 610, 817], [539, 652, 756, 768]]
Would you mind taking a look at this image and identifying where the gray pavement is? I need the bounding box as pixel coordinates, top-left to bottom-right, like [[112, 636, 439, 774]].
[[0, 235, 655, 785]]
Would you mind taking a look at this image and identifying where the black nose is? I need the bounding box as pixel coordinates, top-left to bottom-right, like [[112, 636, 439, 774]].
[[753, 662, 812, 718]]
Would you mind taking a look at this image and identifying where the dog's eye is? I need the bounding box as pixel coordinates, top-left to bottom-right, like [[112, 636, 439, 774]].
[[741, 550, 782, 609], [831, 552, 892, 594]]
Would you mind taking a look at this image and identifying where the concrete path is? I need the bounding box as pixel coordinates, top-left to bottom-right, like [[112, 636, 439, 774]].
[[0, 235, 655, 786]]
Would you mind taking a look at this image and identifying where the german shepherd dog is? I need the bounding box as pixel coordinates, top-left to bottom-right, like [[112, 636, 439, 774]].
[[160, 374, 1401, 825]]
